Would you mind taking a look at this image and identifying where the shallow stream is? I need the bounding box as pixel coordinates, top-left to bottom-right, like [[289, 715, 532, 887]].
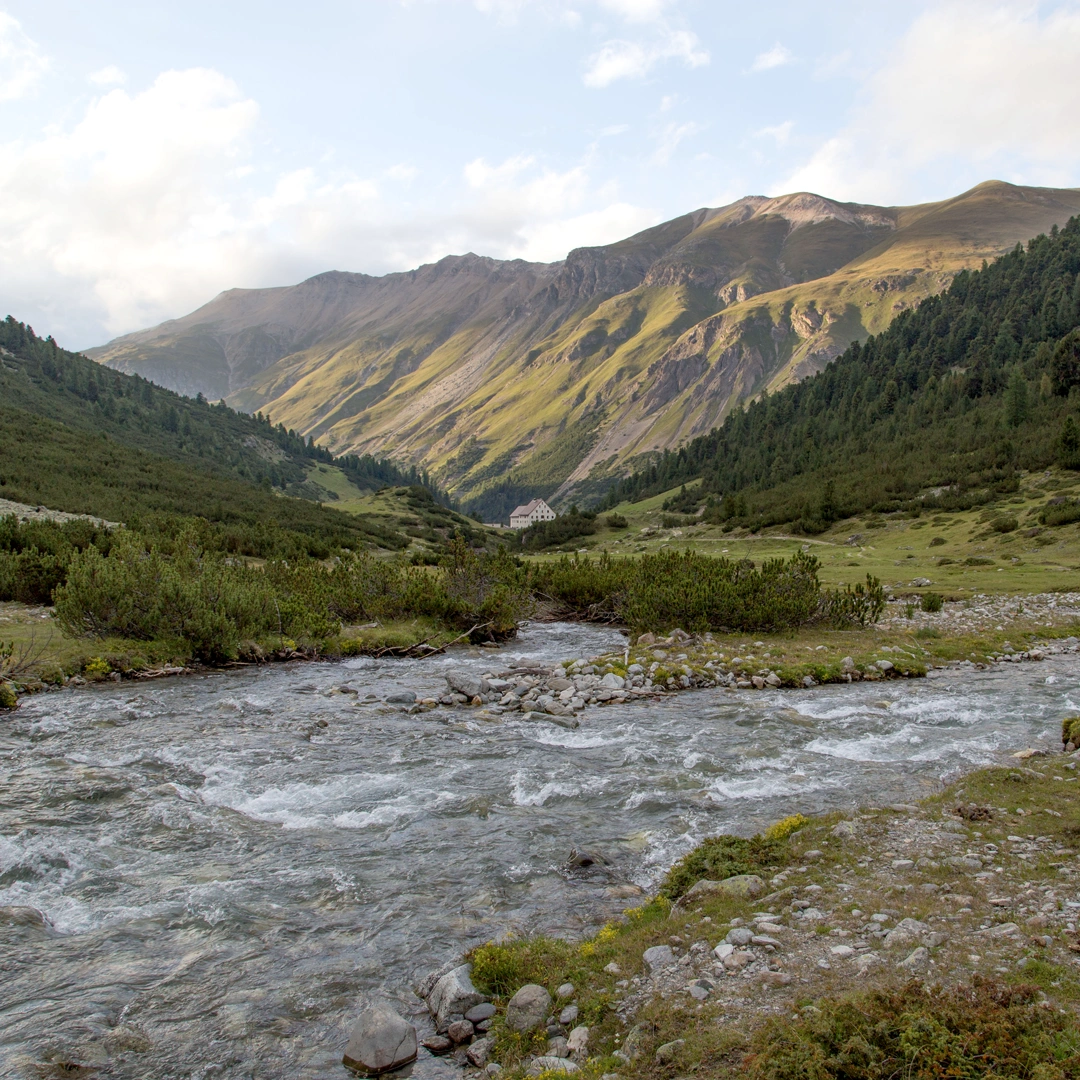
[[0, 622, 1076, 1078]]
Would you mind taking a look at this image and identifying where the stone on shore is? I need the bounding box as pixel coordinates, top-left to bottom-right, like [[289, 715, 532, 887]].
[[505, 984, 552, 1033], [447, 1019, 474, 1043], [342, 1007, 418, 1075], [642, 944, 676, 972], [427, 964, 486, 1032], [467, 1037, 495, 1068], [446, 671, 487, 699], [465, 1003, 496, 1023], [527, 1057, 579, 1076]]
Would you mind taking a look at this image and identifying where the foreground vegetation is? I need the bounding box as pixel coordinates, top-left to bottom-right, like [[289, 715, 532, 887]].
[[463, 760, 1080, 1080]]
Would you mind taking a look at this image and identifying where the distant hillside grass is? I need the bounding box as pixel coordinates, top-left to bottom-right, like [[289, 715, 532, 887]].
[[604, 217, 1080, 531]]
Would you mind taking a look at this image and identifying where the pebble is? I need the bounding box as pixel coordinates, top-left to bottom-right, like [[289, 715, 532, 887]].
[[726, 927, 754, 946], [559, 1005, 579, 1026], [556, 982, 575, 999], [465, 1003, 496, 1023]]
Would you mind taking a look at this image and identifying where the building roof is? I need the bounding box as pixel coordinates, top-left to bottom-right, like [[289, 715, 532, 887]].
[[510, 499, 544, 518]]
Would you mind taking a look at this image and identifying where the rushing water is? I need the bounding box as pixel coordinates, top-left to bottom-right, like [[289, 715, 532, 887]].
[[0, 622, 1077, 1078]]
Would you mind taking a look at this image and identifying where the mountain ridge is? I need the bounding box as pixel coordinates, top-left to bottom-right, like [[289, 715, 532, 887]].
[[89, 180, 1080, 518]]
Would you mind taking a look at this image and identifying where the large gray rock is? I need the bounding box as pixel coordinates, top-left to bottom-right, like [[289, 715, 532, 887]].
[[506, 984, 552, 1033], [446, 671, 488, 699], [342, 1007, 418, 1075], [427, 964, 486, 1032]]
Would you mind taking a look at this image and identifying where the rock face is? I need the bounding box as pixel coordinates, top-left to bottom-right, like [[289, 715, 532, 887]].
[[426, 964, 486, 1032], [505, 984, 552, 1033], [342, 1007, 418, 1075]]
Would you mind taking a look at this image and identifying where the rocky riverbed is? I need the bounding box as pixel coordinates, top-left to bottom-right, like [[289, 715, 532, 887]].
[[2, 620, 1078, 1079]]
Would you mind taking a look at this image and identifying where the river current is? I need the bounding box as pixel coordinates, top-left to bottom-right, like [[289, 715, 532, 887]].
[[0, 621, 1077, 1078]]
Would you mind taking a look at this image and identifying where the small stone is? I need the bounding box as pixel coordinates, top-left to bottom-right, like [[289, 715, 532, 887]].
[[802, 675, 817, 688], [506, 984, 553, 1033], [723, 950, 753, 971], [467, 1038, 495, 1068], [891, 859, 915, 870], [654, 1040, 685, 1066], [527, 1056, 579, 1076], [342, 1007, 418, 1075], [643, 944, 676, 972], [567, 1026, 589, 1060], [713, 942, 734, 959], [385, 691, 417, 704], [465, 1003, 496, 1023], [830, 945, 854, 958], [831, 820, 858, 839], [556, 982, 575, 999], [447, 1020, 474, 1044], [688, 983, 710, 1001], [751, 935, 781, 948], [976, 922, 1021, 938], [422, 1036, 453, 1055], [765, 673, 782, 687], [486, 1065, 503, 1077], [559, 1005, 578, 1026], [756, 970, 792, 988], [547, 1037, 569, 1059], [603, 962, 621, 975], [898, 947, 929, 971], [726, 927, 754, 946], [877, 660, 895, 673]]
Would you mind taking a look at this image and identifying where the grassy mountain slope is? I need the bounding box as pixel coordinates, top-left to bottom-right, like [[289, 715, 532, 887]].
[[90, 183, 1080, 520], [604, 211, 1080, 532], [0, 318, 464, 552]]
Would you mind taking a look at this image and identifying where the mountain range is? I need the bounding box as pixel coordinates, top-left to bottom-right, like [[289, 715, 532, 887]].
[[89, 180, 1080, 519]]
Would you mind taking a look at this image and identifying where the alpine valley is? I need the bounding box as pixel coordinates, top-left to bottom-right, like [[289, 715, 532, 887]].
[[90, 180, 1080, 520]]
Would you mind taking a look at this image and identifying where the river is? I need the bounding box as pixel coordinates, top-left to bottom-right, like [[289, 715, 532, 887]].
[[0, 622, 1076, 1078]]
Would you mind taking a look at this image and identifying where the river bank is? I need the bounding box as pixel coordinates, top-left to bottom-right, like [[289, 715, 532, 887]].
[[403, 749, 1080, 1080], [2, 623, 1078, 1078]]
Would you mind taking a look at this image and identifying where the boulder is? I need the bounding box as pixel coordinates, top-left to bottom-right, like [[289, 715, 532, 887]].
[[446, 671, 487, 699], [599, 673, 625, 690], [526, 1057, 579, 1076], [342, 1007, 418, 1075], [467, 1038, 495, 1068], [385, 691, 417, 704], [642, 945, 675, 973], [427, 964, 486, 1032], [505, 984, 552, 1033], [725, 927, 754, 946]]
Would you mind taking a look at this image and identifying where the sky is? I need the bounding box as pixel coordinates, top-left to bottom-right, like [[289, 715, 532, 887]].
[[2, 0, 1080, 348]]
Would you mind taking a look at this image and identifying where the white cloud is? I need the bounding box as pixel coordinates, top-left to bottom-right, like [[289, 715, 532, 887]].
[[652, 119, 702, 164], [583, 28, 707, 86], [751, 43, 792, 72], [0, 12, 48, 101], [0, 68, 653, 344], [385, 162, 419, 182], [88, 65, 126, 86], [756, 120, 793, 146], [782, 2, 1080, 201], [596, 0, 674, 22], [599, 122, 630, 136]]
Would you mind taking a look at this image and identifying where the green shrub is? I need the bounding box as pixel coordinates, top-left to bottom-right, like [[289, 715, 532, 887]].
[[741, 978, 1080, 1080], [605, 513, 628, 529], [1062, 716, 1080, 747], [991, 515, 1019, 533], [928, 536, 946, 546], [660, 833, 788, 901], [964, 556, 995, 566], [1040, 500, 1080, 527], [921, 592, 944, 613]]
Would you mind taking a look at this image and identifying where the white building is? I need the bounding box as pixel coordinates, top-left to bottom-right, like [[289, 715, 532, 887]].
[[509, 498, 556, 529]]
